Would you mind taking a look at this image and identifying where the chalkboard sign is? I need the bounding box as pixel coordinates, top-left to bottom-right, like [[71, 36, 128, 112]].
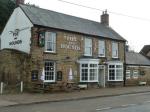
[[31, 70, 38, 81], [57, 71, 62, 81]]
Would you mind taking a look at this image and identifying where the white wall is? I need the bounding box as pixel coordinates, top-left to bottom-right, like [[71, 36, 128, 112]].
[[0, 35, 1, 50], [1, 7, 33, 54]]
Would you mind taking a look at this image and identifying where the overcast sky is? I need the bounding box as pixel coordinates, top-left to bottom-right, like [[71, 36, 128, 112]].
[[25, 0, 150, 52]]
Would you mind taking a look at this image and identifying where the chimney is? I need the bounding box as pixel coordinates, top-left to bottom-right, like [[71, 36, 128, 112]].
[[101, 10, 109, 26], [16, 0, 25, 7], [125, 45, 129, 52]]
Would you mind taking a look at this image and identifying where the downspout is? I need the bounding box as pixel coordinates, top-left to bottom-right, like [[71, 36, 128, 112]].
[[123, 42, 126, 86]]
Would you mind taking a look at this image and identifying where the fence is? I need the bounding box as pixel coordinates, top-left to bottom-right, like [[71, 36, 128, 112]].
[[0, 81, 23, 94]]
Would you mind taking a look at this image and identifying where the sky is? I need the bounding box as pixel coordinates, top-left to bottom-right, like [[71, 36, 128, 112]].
[[25, 0, 150, 52]]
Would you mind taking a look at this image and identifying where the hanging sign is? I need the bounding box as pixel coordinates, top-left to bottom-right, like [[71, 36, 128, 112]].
[[38, 32, 45, 47]]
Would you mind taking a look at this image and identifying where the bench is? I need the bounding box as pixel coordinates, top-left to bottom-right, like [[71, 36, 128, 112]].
[[139, 81, 147, 86], [78, 84, 88, 89]]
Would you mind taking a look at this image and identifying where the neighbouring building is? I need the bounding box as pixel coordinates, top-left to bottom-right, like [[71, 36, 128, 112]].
[[0, 4, 126, 91], [125, 51, 150, 86], [140, 45, 150, 59]]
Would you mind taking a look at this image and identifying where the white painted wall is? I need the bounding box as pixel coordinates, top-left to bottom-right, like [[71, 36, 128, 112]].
[[1, 7, 33, 54], [0, 35, 1, 50]]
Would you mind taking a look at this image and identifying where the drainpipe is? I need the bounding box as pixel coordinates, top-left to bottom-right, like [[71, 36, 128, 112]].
[[0, 82, 3, 94], [123, 62, 126, 86], [123, 43, 126, 86]]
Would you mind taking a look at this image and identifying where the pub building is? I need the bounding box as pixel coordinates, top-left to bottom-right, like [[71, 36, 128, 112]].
[[0, 4, 126, 91]]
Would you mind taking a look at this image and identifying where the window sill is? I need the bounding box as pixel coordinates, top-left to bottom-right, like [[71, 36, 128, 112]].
[[44, 80, 56, 83], [84, 54, 92, 57], [44, 51, 57, 54], [98, 56, 106, 58], [80, 81, 98, 83], [108, 80, 123, 82], [112, 57, 119, 59], [133, 77, 138, 79]]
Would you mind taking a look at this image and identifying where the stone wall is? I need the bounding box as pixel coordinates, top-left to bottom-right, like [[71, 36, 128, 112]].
[[0, 49, 31, 87], [125, 66, 150, 86]]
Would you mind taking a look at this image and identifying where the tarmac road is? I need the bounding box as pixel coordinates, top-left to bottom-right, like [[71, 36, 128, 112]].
[[97, 103, 150, 112], [1, 92, 150, 112]]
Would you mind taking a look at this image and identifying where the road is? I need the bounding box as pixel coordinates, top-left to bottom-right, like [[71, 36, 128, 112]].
[[1, 92, 150, 112]]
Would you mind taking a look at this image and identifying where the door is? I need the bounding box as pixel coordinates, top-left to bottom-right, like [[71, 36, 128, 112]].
[[98, 65, 105, 88]]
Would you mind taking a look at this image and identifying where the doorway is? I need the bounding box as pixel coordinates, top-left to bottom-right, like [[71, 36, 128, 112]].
[[98, 65, 105, 88]]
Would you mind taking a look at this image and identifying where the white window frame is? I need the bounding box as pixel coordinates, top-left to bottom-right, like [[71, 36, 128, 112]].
[[108, 63, 123, 81], [112, 42, 118, 58], [45, 32, 56, 53], [98, 40, 105, 57], [79, 59, 99, 82], [44, 61, 56, 82], [84, 37, 92, 56], [126, 70, 131, 79], [133, 70, 138, 79]]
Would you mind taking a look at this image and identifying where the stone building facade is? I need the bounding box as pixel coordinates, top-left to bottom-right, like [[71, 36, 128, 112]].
[[125, 52, 150, 86], [0, 4, 126, 91], [30, 27, 125, 88]]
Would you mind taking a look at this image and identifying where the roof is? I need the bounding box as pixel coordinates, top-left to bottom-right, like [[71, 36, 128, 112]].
[[126, 52, 150, 66], [140, 45, 150, 56], [20, 4, 125, 41]]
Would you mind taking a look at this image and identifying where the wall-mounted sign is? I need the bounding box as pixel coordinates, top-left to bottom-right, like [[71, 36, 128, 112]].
[[60, 34, 81, 51], [31, 70, 38, 81], [9, 29, 19, 39], [9, 40, 22, 45], [8, 28, 24, 46], [57, 71, 63, 81], [140, 71, 145, 76]]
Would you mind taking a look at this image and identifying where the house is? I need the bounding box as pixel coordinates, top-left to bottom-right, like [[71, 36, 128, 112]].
[[140, 45, 150, 59], [125, 51, 150, 86], [0, 4, 126, 91]]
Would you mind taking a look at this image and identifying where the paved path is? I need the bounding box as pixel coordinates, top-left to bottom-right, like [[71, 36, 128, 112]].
[[0, 86, 150, 107]]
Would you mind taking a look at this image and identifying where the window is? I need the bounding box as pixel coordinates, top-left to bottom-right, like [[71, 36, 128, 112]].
[[89, 64, 98, 81], [45, 32, 56, 52], [81, 64, 88, 81], [112, 42, 118, 58], [133, 70, 138, 79], [80, 61, 98, 82], [44, 61, 55, 82], [108, 63, 123, 81], [98, 40, 105, 57], [126, 70, 131, 79], [84, 38, 92, 56]]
